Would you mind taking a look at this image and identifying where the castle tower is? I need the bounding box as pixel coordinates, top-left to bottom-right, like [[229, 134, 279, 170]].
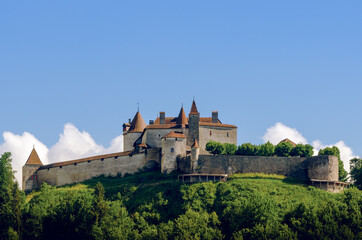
[[187, 100, 200, 146], [176, 106, 188, 126], [123, 110, 147, 151], [22, 147, 43, 191], [161, 131, 186, 174], [191, 139, 199, 172]]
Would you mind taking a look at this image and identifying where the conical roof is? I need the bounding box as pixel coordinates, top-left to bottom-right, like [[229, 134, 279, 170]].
[[176, 106, 188, 125], [189, 100, 199, 115], [25, 148, 43, 165], [192, 139, 199, 148], [129, 111, 147, 133]]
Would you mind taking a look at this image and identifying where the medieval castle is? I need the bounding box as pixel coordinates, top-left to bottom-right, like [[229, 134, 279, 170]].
[[23, 100, 347, 193]]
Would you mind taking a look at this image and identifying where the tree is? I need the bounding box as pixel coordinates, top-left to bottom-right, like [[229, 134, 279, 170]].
[[206, 141, 224, 155], [258, 141, 275, 156], [349, 158, 362, 188], [236, 143, 258, 156], [290, 144, 314, 157], [275, 142, 294, 157], [318, 146, 348, 182], [223, 143, 237, 155], [0, 152, 22, 239]]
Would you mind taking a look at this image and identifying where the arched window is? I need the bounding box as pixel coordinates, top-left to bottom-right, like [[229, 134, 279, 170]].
[[171, 148, 174, 153]]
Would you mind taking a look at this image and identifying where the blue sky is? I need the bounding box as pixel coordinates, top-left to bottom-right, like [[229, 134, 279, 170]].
[[0, 1, 361, 182]]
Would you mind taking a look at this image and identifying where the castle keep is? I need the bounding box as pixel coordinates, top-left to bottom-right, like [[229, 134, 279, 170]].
[[23, 100, 344, 193]]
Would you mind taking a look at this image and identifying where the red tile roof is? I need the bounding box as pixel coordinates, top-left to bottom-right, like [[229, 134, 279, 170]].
[[199, 122, 237, 128], [39, 151, 133, 169], [162, 131, 186, 139], [128, 111, 147, 133], [279, 138, 297, 147], [25, 148, 43, 165]]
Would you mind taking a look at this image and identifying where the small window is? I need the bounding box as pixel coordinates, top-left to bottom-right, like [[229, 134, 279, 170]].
[[210, 131, 212, 136], [47, 168, 50, 171], [115, 156, 118, 159], [101, 158, 104, 161], [31, 175, 33, 180], [158, 134, 161, 138], [88, 160, 91, 163], [74, 163, 77, 166], [60, 166, 62, 169], [227, 132, 229, 137], [171, 148, 174, 153]]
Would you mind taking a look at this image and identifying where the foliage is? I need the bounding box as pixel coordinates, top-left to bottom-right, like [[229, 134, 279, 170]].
[[206, 141, 224, 155], [257, 141, 275, 156], [318, 146, 348, 182], [0, 152, 23, 240], [290, 144, 314, 157], [236, 143, 258, 156], [350, 158, 362, 188], [275, 141, 294, 157], [222, 143, 237, 155]]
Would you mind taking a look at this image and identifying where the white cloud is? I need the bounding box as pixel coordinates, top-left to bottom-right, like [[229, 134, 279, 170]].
[[262, 122, 308, 145], [0, 123, 123, 188]]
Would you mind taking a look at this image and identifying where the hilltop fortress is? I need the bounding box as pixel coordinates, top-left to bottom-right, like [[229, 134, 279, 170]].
[[23, 100, 345, 193]]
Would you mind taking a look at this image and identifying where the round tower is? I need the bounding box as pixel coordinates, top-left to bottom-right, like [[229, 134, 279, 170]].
[[161, 131, 186, 174], [191, 139, 199, 172], [123, 110, 146, 151]]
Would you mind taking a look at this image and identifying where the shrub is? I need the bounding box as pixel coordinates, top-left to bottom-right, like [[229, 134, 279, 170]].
[[222, 143, 237, 155], [290, 144, 314, 157], [236, 143, 258, 156], [257, 141, 275, 156], [206, 141, 224, 155]]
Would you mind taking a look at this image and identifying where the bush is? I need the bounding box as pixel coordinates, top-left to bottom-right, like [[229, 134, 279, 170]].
[[222, 143, 237, 155], [236, 143, 258, 156], [275, 142, 294, 157], [257, 141, 275, 156], [206, 141, 224, 155]]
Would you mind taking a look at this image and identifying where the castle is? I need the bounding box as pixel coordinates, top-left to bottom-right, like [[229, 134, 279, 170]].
[[23, 100, 237, 191], [23, 100, 347, 193]]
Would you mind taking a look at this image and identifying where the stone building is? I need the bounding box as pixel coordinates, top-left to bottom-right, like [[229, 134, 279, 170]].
[[23, 100, 237, 191]]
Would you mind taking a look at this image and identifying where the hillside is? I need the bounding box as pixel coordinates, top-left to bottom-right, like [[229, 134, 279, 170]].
[[23, 171, 362, 240]]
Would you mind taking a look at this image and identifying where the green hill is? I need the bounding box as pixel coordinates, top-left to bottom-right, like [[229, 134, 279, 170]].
[[23, 171, 361, 240]]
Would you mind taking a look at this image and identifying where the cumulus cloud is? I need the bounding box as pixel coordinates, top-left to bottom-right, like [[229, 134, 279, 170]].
[[262, 122, 359, 175], [0, 123, 123, 188], [262, 122, 308, 145]]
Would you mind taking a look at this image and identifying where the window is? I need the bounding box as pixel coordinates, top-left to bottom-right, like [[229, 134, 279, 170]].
[[60, 166, 62, 169], [158, 134, 161, 138], [101, 158, 104, 161], [74, 163, 77, 166], [31, 175, 33, 180], [227, 132, 229, 137], [210, 131, 212, 136], [88, 160, 91, 163], [171, 148, 174, 153], [115, 156, 118, 159]]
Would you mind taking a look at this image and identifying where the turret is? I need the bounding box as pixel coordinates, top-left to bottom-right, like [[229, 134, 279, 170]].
[[22, 147, 43, 192], [123, 111, 147, 151], [187, 99, 200, 146]]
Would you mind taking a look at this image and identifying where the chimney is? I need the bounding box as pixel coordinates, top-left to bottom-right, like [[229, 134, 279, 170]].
[[128, 118, 131, 124], [160, 112, 165, 124], [149, 120, 154, 125], [212, 111, 218, 123]]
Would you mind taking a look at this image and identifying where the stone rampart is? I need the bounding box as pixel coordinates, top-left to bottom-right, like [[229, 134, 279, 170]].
[[179, 155, 338, 181]]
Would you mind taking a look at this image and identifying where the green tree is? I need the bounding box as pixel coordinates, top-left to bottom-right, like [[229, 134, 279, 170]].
[[0, 152, 22, 240], [290, 144, 314, 157], [350, 158, 362, 188], [257, 141, 275, 156], [318, 146, 348, 182], [236, 143, 258, 156], [275, 142, 294, 157], [206, 141, 224, 155], [222, 143, 237, 155]]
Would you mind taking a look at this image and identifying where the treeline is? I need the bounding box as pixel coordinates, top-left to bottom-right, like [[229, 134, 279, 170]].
[[205, 141, 350, 181], [1, 152, 362, 239], [206, 141, 313, 157]]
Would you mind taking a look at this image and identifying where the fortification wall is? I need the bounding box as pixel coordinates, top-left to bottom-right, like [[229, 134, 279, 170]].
[[180, 155, 338, 181], [36, 153, 147, 187], [198, 126, 237, 154]]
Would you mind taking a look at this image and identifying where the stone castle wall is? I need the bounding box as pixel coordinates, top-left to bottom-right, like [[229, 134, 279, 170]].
[[179, 155, 338, 181], [35, 152, 151, 188], [198, 126, 237, 154]]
